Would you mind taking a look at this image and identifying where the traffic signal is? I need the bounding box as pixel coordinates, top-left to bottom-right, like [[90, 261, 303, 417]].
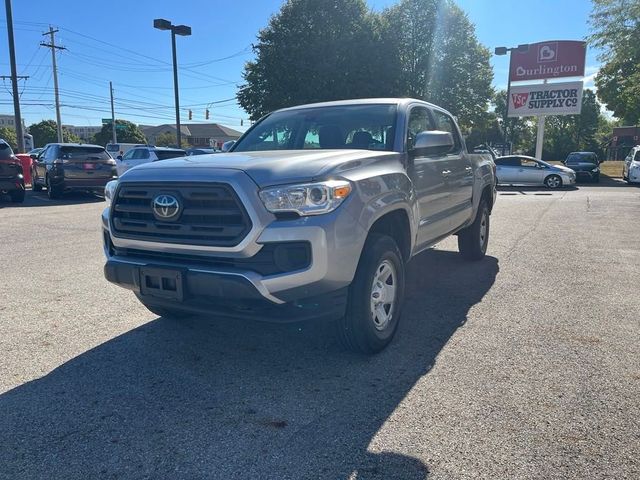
[[188, 109, 192, 120], [205, 109, 209, 120]]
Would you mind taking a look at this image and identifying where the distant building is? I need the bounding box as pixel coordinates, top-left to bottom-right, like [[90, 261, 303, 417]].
[[0, 114, 25, 128], [608, 126, 640, 160], [142, 123, 242, 148], [63, 125, 102, 142]]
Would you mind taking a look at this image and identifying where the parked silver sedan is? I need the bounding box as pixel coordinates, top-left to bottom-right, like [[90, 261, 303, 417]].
[[495, 155, 576, 189]]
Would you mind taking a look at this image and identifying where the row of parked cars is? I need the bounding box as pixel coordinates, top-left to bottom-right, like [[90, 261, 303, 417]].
[[2, 142, 204, 201], [491, 151, 613, 189]]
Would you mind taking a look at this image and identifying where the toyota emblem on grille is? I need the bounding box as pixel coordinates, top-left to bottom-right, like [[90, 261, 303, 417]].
[[152, 194, 180, 220]]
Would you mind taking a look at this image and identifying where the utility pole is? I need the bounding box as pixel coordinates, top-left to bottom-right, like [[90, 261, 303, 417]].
[[109, 81, 117, 145], [40, 27, 65, 143], [4, 0, 25, 152]]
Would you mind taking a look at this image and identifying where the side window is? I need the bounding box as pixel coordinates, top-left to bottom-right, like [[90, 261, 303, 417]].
[[406, 106, 433, 150], [634, 150, 640, 161], [137, 149, 150, 160], [521, 158, 538, 168], [430, 110, 462, 152], [122, 149, 136, 160], [45, 146, 57, 163]]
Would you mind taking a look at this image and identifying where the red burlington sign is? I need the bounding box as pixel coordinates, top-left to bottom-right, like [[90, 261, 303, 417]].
[[509, 40, 586, 82]]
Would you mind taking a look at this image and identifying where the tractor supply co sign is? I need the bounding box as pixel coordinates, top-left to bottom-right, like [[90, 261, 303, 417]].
[[508, 81, 583, 117], [509, 41, 586, 82]]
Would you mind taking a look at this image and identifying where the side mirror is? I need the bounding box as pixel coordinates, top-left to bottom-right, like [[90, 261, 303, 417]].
[[221, 140, 235, 152], [411, 131, 454, 157], [30, 153, 37, 160]]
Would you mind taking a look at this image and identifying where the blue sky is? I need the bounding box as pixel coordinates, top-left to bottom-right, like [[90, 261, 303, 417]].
[[0, 0, 600, 131]]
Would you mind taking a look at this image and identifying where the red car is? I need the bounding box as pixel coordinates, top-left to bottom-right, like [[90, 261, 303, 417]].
[[0, 139, 25, 203]]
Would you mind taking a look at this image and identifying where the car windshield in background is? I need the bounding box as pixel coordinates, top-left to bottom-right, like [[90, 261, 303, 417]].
[[0, 141, 14, 160], [566, 153, 597, 164], [61, 146, 110, 160], [155, 150, 186, 161], [233, 104, 398, 152]]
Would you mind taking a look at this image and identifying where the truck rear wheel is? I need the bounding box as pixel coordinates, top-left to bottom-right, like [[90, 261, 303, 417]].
[[337, 234, 405, 354], [458, 200, 489, 261]]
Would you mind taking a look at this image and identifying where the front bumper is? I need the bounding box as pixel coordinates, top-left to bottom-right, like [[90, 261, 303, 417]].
[[573, 170, 599, 181], [104, 258, 348, 322], [102, 170, 369, 316]]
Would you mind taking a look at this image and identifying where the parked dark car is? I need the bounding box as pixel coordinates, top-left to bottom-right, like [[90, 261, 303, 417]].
[[186, 148, 219, 156], [0, 139, 25, 203], [562, 151, 601, 183], [31, 143, 118, 199]]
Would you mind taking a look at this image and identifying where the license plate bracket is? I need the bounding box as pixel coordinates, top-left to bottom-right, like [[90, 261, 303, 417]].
[[140, 266, 185, 301], [83, 163, 97, 170]]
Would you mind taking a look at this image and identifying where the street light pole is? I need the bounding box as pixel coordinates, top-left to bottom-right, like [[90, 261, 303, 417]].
[[171, 29, 181, 148], [154, 19, 191, 148], [495, 44, 529, 156]]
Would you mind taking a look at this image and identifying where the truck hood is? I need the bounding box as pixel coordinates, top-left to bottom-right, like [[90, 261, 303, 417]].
[[126, 149, 397, 187]]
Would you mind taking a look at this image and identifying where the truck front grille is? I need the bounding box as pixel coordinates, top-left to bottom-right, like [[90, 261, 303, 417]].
[[111, 183, 252, 247]]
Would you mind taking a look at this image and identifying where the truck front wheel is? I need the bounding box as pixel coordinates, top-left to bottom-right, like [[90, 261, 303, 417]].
[[337, 234, 405, 354], [458, 200, 490, 261]]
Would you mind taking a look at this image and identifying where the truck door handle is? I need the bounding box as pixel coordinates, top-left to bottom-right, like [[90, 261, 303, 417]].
[[441, 170, 451, 177]]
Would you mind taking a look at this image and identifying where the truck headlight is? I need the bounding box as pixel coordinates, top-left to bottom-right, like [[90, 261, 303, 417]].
[[105, 180, 118, 207], [591, 167, 599, 173], [259, 180, 352, 216]]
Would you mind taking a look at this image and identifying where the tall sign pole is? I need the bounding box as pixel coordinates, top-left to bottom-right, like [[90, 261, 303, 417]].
[[4, 0, 25, 152], [109, 81, 117, 145], [534, 80, 548, 159], [41, 27, 66, 143]]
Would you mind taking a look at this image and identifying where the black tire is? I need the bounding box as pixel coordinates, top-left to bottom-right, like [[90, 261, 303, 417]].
[[46, 176, 62, 199], [458, 200, 490, 261], [544, 174, 563, 189], [9, 187, 25, 203], [337, 234, 405, 354]]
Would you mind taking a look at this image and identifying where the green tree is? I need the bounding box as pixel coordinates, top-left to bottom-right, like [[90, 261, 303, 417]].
[[154, 132, 176, 147], [237, 0, 399, 119], [543, 90, 606, 160], [92, 120, 146, 146], [492, 90, 536, 154], [589, 0, 640, 124], [28, 120, 81, 147], [0, 126, 17, 150], [381, 0, 494, 129]]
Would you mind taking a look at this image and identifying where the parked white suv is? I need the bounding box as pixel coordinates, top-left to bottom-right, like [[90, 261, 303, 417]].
[[116, 146, 186, 176], [623, 146, 640, 184]]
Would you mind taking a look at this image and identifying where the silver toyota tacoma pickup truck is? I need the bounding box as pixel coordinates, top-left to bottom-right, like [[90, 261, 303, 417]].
[[102, 98, 496, 353]]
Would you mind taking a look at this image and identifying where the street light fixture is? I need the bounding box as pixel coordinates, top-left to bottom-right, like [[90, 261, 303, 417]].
[[494, 44, 529, 155], [153, 18, 191, 148]]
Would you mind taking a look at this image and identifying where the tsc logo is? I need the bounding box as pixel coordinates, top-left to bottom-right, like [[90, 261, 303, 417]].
[[538, 43, 557, 63], [511, 93, 529, 109]]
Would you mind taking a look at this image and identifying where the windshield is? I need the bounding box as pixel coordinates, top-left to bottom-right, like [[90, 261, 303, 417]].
[[233, 104, 398, 152], [106, 144, 120, 153], [60, 146, 110, 160], [566, 153, 597, 164]]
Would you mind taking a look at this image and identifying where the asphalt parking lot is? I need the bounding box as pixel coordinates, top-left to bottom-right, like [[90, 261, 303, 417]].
[[1, 181, 639, 479]]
